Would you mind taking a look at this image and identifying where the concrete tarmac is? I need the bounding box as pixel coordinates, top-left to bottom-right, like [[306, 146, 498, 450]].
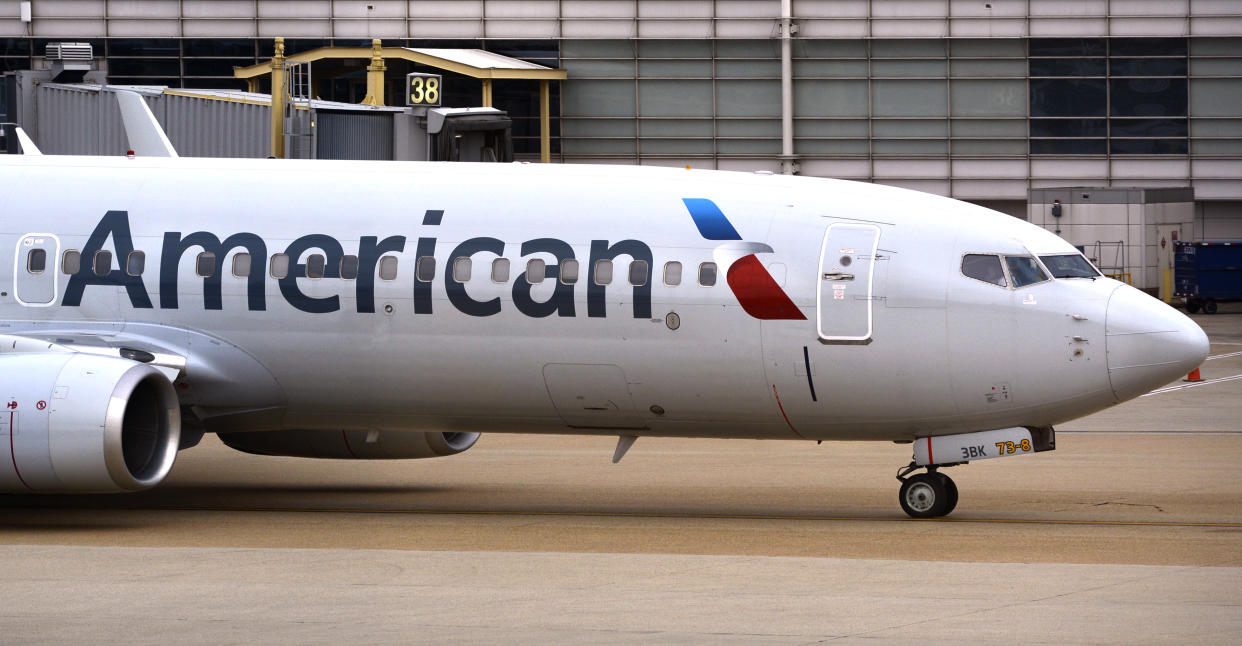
[[1, 306, 1240, 644]]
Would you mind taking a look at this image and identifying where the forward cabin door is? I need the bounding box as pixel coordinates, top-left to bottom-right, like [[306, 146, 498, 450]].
[[817, 223, 880, 342], [13, 234, 59, 306]]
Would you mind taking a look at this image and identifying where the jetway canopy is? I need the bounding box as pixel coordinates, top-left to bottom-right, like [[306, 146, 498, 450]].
[[233, 45, 565, 82], [234, 39, 564, 161]]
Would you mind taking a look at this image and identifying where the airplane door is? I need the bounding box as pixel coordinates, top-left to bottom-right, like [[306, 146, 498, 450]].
[[13, 234, 59, 306], [818, 223, 880, 341], [542, 364, 648, 430]]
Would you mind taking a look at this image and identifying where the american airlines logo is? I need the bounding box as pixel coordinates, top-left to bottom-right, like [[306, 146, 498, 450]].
[[58, 205, 804, 322], [682, 198, 806, 321]]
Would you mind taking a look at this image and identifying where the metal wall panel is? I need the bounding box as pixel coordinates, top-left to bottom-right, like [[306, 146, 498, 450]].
[[316, 110, 393, 160], [158, 94, 270, 158], [34, 85, 269, 158], [35, 85, 128, 156], [10, 1, 1242, 38]]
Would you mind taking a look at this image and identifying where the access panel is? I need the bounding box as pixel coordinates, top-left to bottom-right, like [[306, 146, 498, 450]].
[[542, 363, 648, 430]]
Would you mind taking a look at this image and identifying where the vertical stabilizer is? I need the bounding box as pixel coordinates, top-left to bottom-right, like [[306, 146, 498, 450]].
[[2, 125, 41, 154], [114, 89, 178, 157], [14, 127, 40, 154]]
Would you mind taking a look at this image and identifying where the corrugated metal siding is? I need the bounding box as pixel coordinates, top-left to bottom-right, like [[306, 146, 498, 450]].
[[317, 111, 393, 160], [32, 85, 403, 160], [36, 86, 270, 158], [159, 95, 269, 158], [36, 85, 128, 156]]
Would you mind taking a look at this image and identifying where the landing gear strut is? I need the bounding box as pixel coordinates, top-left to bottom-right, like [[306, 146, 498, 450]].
[[896, 462, 958, 518]]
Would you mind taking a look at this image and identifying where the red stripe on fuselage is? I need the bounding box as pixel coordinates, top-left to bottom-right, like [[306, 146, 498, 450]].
[[772, 385, 807, 440], [9, 412, 31, 491], [726, 255, 807, 320]]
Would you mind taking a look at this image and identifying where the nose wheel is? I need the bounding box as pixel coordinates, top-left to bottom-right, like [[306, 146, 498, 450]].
[[896, 464, 958, 518]]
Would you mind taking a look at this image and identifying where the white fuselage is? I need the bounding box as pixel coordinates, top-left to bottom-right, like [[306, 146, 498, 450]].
[[0, 155, 1208, 442]]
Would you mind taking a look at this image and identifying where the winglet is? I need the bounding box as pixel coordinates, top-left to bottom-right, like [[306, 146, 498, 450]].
[[13, 127, 40, 155], [114, 89, 178, 157]]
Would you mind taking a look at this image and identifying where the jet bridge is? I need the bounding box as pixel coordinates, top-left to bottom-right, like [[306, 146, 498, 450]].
[[394, 107, 512, 163]]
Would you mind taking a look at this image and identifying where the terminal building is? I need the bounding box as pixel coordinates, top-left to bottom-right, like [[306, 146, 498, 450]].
[[1, 1, 1240, 288]]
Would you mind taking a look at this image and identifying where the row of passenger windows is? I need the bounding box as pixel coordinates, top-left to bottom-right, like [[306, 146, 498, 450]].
[[961, 253, 1099, 288], [27, 248, 724, 288]]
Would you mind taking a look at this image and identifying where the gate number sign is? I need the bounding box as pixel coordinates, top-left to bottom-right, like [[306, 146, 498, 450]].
[[406, 73, 442, 107]]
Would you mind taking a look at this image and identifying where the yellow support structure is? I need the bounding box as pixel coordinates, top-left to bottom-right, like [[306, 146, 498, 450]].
[[540, 80, 550, 163], [270, 37, 286, 159], [362, 39, 387, 106], [237, 42, 567, 163]]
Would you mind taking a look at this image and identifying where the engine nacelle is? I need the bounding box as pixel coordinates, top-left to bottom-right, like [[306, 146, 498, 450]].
[[218, 429, 479, 459], [0, 353, 181, 492]]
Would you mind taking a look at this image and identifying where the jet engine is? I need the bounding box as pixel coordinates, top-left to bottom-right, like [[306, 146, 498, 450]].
[[0, 353, 181, 493], [218, 429, 479, 459]]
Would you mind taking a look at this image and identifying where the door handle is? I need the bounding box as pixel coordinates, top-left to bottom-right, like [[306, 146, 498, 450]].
[[822, 272, 855, 281]]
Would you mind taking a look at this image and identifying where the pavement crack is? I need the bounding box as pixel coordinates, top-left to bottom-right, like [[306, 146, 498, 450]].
[[1090, 501, 1165, 513]]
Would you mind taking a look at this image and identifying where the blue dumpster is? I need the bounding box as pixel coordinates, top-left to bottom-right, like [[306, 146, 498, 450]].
[[1175, 241, 1242, 314]]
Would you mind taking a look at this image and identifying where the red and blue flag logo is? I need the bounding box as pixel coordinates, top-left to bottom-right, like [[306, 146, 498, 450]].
[[682, 198, 806, 320]]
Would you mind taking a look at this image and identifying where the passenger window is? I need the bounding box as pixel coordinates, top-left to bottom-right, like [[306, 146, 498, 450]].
[[491, 258, 510, 282], [560, 259, 579, 284], [698, 262, 717, 286], [306, 254, 326, 279], [416, 256, 436, 282], [93, 250, 113, 276], [1005, 256, 1049, 288], [126, 251, 145, 276], [196, 252, 216, 277], [664, 261, 682, 286], [62, 250, 81, 275], [340, 254, 359, 280], [629, 259, 649, 286], [378, 256, 399, 281], [594, 259, 613, 285], [27, 249, 46, 274], [232, 252, 251, 277], [961, 254, 1007, 287], [526, 259, 546, 284], [452, 257, 472, 282], [270, 254, 290, 279]]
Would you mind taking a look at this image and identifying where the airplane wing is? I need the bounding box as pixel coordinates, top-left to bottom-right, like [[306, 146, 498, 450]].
[[0, 332, 185, 381]]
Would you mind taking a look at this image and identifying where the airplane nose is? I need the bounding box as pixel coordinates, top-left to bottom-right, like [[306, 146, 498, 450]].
[[1105, 284, 1210, 402]]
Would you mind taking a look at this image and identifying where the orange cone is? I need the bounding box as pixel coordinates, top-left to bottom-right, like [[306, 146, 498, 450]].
[[1184, 368, 1204, 382]]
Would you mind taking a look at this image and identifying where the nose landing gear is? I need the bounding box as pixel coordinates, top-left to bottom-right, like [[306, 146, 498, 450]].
[[896, 462, 958, 518]]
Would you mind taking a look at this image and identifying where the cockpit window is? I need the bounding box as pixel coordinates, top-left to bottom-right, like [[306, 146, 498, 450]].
[[1005, 256, 1050, 287], [1039, 254, 1100, 279], [961, 254, 1007, 287]]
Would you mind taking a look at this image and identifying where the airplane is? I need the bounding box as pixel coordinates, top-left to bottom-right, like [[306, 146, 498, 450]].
[[0, 90, 1209, 518]]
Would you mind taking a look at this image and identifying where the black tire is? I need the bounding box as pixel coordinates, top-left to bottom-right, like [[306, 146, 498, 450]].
[[1186, 301, 1201, 314], [1204, 300, 1219, 315], [937, 472, 959, 516], [899, 473, 948, 518]]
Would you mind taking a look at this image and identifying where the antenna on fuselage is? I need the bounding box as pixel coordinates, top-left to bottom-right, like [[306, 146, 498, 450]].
[[113, 89, 178, 158]]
